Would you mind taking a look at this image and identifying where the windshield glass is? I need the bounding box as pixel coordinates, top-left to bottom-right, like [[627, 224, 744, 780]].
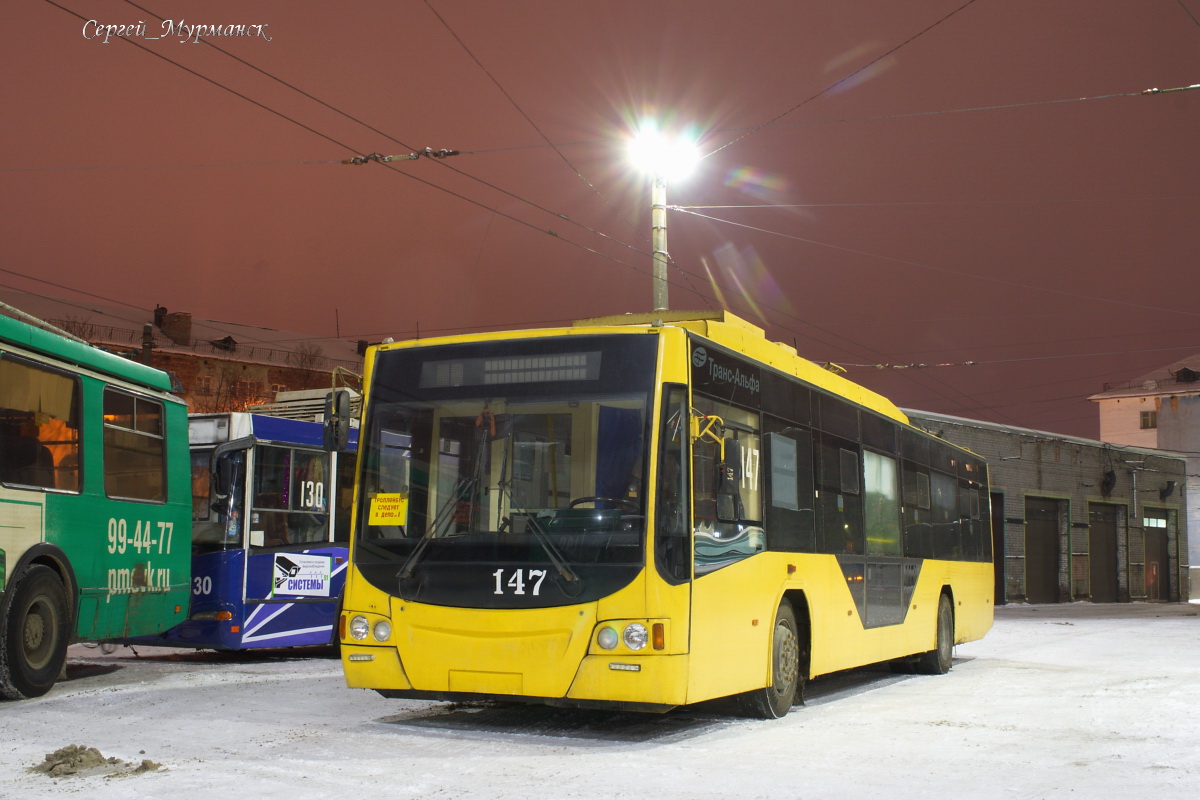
[[355, 334, 658, 608]]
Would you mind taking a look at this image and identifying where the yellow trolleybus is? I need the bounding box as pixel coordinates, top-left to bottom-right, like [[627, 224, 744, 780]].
[[339, 311, 992, 717]]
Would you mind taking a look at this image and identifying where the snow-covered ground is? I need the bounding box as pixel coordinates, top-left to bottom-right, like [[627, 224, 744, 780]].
[[3, 602, 1199, 799]]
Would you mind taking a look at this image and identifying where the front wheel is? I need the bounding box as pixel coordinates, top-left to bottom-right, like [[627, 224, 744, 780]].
[[739, 600, 804, 719], [916, 594, 954, 675], [0, 565, 72, 700]]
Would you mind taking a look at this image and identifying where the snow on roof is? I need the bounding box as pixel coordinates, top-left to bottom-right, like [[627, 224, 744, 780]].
[[0, 287, 362, 371], [1088, 352, 1200, 400]]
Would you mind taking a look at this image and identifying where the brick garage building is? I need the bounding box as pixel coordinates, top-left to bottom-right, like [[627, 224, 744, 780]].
[[907, 411, 1188, 604]]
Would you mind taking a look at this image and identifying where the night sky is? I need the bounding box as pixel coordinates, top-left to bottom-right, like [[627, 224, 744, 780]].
[[3, 1, 1198, 438]]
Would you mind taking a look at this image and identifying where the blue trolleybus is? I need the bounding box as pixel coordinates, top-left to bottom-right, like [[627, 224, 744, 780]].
[[123, 412, 357, 650]]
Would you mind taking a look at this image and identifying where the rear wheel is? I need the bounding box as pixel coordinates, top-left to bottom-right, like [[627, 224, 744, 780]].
[[916, 594, 954, 675], [739, 601, 804, 719], [0, 566, 72, 700]]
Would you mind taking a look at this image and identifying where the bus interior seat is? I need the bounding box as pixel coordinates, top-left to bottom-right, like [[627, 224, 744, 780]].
[[256, 495, 290, 546], [0, 432, 55, 487]]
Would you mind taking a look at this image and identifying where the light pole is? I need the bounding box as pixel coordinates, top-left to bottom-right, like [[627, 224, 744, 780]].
[[650, 171, 669, 311], [628, 124, 699, 313]]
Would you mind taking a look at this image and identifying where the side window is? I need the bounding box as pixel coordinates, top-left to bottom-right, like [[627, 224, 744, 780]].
[[763, 425, 816, 552], [929, 470, 959, 558], [362, 411, 420, 541], [815, 432, 864, 554], [103, 389, 165, 501], [692, 395, 764, 574], [333, 452, 358, 542], [655, 385, 690, 584], [193, 448, 242, 553], [902, 463, 932, 558], [903, 465, 930, 509], [691, 396, 762, 529], [863, 450, 901, 555], [0, 357, 81, 491]]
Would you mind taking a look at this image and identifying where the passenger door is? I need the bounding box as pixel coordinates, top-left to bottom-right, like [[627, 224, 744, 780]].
[[242, 445, 345, 647]]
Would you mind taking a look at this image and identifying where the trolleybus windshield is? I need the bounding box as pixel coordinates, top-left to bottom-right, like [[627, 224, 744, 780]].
[[355, 335, 657, 609]]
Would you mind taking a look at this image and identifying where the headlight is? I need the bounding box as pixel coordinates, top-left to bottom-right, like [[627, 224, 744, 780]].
[[373, 620, 391, 642], [349, 615, 369, 640], [597, 626, 618, 650], [622, 623, 648, 651]]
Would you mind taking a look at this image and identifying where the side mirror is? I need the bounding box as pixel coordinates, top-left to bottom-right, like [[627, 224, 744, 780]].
[[324, 390, 351, 452], [209, 444, 248, 516], [715, 437, 744, 522], [213, 454, 234, 498]]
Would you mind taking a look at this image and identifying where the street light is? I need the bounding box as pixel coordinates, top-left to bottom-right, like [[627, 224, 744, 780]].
[[627, 123, 700, 312]]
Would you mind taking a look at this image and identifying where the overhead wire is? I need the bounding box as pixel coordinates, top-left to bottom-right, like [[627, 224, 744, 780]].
[[673, 207, 1200, 320], [420, 0, 614, 206], [0, 275, 350, 351], [0, 159, 347, 174], [452, 85, 1200, 155], [1178, 0, 1200, 27], [84, 0, 1009, 422], [111, 0, 656, 265], [676, 194, 1200, 209], [0, 269, 586, 346], [746, 84, 1198, 133], [702, 0, 985, 161], [677, 0, 1077, 425], [418, 1, 711, 306], [841, 344, 1200, 373], [677, 14, 1196, 423], [41, 0, 671, 299], [668, 203, 1184, 422], [32, 0, 1195, 430], [856, 323, 1200, 363], [30, 0, 779, 351], [418, 0, 698, 304]]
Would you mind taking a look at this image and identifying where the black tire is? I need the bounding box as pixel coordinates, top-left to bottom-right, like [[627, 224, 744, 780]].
[[739, 600, 804, 719], [0, 565, 72, 700], [916, 594, 954, 675]]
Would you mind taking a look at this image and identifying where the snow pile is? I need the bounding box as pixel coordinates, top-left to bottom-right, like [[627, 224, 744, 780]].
[[28, 744, 163, 779]]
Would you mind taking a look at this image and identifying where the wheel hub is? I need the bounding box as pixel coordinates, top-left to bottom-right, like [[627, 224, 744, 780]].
[[774, 623, 799, 694], [22, 599, 54, 668]]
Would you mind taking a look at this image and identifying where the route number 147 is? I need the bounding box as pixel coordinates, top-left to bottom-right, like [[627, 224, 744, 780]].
[[492, 568, 547, 596]]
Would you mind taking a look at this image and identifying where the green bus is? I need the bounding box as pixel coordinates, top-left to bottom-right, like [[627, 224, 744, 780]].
[[1, 313, 191, 699]]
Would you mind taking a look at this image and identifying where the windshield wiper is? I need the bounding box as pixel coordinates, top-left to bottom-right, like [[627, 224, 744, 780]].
[[397, 473, 476, 580], [398, 410, 493, 582], [523, 513, 580, 585]]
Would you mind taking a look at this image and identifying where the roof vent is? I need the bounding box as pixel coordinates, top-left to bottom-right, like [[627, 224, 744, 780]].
[[1173, 367, 1199, 383]]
